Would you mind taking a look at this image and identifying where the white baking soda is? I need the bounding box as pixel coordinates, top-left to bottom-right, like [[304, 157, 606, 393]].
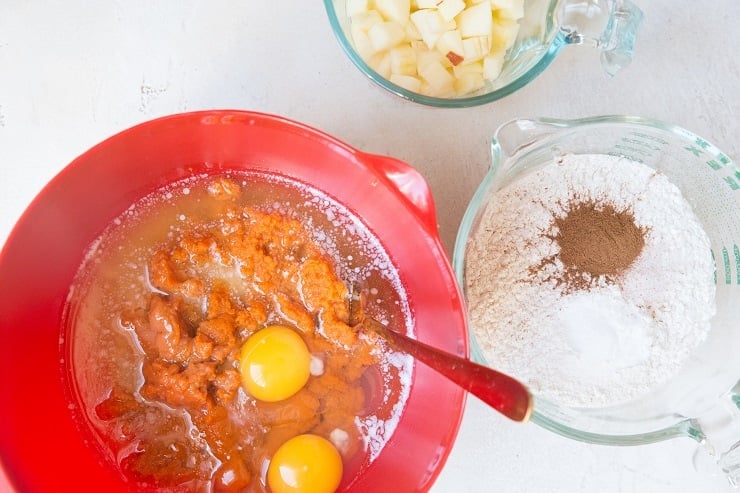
[[464, 154, 716, 407]]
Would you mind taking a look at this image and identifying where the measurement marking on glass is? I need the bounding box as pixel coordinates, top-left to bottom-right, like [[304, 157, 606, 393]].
[[722, 246, 731, 285], [628, 132, 668, 145], [723, 174, 739, 191]]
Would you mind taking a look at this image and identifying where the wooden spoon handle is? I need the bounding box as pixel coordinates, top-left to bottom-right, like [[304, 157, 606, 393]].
[[366, 319, 533, 422]]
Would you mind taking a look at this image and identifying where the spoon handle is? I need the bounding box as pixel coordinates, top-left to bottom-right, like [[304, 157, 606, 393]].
[[365, 319, 533, 422]]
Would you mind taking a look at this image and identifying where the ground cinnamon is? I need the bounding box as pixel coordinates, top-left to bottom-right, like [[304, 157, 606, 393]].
[[538, 199, 647, 291]]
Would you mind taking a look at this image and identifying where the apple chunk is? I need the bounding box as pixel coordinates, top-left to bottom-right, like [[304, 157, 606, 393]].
[[410, 9, 446, 49], [437, 0, 465, 22], [368, 21, 406, 52], [458, 2, 493, 38], [375, 0, 411, 24], [436, 29, 464, 61]]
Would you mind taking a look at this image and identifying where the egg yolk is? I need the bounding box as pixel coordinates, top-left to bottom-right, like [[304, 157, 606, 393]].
[[239, 325, 311, 402], [267, 434, 343, 493]]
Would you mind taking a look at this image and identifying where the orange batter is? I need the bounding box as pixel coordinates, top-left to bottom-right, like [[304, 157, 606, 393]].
[[76, 176, 387, 492]]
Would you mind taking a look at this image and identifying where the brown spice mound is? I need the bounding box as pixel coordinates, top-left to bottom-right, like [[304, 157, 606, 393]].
[[537, 199, 647, 291]]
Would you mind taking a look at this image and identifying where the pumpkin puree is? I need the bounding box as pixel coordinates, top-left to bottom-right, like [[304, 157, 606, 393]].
[[79, 176, 385, 492]]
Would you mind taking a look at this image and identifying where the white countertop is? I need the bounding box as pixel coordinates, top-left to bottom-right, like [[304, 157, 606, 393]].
[[1, 1, 738, 492]]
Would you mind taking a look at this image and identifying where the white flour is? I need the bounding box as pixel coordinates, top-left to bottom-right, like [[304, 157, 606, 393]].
[[464, 154, 716, 407]]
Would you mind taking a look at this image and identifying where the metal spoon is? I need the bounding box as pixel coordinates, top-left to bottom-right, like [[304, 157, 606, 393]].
[[349, 286, 533, 423]]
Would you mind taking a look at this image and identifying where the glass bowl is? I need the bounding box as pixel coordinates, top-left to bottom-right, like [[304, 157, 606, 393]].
[[453, 115, 740, 485], [324, 0, 643, 107]]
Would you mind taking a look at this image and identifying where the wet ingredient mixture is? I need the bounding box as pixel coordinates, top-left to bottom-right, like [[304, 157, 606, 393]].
[[464, 153, 716, 407], [67, 173, 412, 492]]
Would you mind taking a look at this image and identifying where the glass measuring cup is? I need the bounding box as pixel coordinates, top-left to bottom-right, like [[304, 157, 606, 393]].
[[324, 0, 644, 107], [453, 116, 740, 485]]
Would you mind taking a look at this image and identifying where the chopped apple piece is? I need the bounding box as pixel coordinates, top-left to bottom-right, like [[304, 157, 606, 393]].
[[410, 9, 447, 49], [418, 59, 455, 92], [436, 29, 464, 59], [453, 60, 483, 80], [458, 1, 493, 38], [415, 0, 441, 8], [350, 26, 376, 59], [347, 0, 370, 17], [492, 0, 525, 20], [419, 80, 455, 97], [390, 73, 423, 92], [368, 51, 393, 78], [483, 51, 505, 79], [351, 10, 384, 31], [492, 17, 520, 50], [417, 48, 454, 70], [390, 45, 418, 75], [438, 0, 466, 22], [368, 21, 406, 51], [405, 21, 423, 40], [375, 0, 411, 24], [454, 71, 485, 95], [489, 0, 515, 7], [410, 39, 428, 52], [461, 35, 491, 63]]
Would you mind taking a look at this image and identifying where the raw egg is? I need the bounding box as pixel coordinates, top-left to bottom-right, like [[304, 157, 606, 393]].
[[267, 434, 343, 493], [239, 325, 311, 402]]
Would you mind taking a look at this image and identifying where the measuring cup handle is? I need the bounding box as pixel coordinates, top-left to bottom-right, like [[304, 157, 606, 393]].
[[690, 380, 740, 487], [360, 152, 439, 236], [600, 0, 644, 76], [559, 0, 644, 76]]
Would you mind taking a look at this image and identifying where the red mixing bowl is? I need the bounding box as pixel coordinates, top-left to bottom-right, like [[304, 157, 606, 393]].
[[0, 110, 468, 492]]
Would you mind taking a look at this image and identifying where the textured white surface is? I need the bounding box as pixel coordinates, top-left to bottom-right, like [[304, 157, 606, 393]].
[[0, 1, 738, 492]]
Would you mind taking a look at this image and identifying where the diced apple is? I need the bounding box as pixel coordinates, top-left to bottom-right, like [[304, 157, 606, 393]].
[[368, 51, 393, 78], [483, 51, 505, 79], [375, 0, 411, 24], [389, 45, 418, 75], [458, 1, 493, 38], [489, 0, 514, 8], [350, 26, 377, 59], [436, 29, 464, 60], [491, 17, 520, 50], [347, 0, 370, 17], [417, 48, 453, 70], [461, 35, 491, 63], [368, 21, 406, 51], [454, 71, 485, 95], [405, 20, 423, 40], [390, 73, 423, 92], [418, 59, 455, 92], [410, 39, 428, 52], [410, 9, 446, 49], [453, 60, 483, 78], [438, 0, 466, 22], [491, 0, 525, 20], [419, 80, 455, 97], [351, 10, 384, 31], [415, 0, 441, 8]]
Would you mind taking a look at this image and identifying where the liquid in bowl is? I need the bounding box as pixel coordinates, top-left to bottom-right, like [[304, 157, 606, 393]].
[[65, 171, 413, 491]]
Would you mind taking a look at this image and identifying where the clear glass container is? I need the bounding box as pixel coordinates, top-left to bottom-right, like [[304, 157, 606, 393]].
[[324, 0, 644, 107], [453, 115, 740, 485]]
